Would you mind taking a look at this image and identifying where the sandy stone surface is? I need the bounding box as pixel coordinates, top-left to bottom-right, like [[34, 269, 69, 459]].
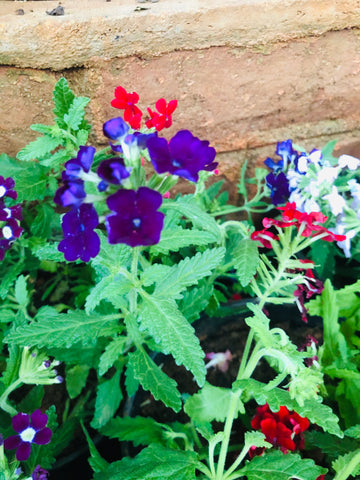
[[1, 0, 360, 196]]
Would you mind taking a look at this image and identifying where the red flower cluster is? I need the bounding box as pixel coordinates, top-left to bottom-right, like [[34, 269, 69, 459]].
[[251, 202, 346, 248], [250, 404, 310, 457], [110, 86, 177, 131]]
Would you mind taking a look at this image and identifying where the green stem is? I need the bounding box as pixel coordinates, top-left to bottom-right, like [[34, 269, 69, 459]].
[[222, 444, 248, 480], [0, 379, 22, 416], [215, 390, 242, 480], [237, 330, 254, 379]]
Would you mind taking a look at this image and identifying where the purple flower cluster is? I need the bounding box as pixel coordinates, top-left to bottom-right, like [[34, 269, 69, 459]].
[[4, 410, 52, 461], [54, 115, 217, 260], [0, 176, 23, 261]]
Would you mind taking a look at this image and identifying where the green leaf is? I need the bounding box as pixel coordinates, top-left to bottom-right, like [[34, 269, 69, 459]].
[[138, 295, 205, 386], [235, 378, 343, 437], [33, 243, 65, 262], [85, 274, 132, 313], [345, 425, 360, 439], [332, 448, 360, 480], [306, 431, 359, 457], [0, 261, 24, 299], [30, 204, 56, 238], [154, 248, 225, 299], [150, 227, 216, 255], [238, 450, 326, 480], [233, 237, 259, 287], [98, 336, 127, 376], [14, 275, 28, 308], [64, 96, 90, 131], [5, 307, 120, 349], [65, 364, 90, 399], [184, 383, 238, 423], [91, 369, 123, 429], [94, 444, 198, 480], [17, 135, 63, 162], [91, 231, 132, 276], [164, 196, 221, 241], [53, 77, 75, 128], [81, 422, 109, 473], [127, 349, 181, 411], [9, 163, 49, 202], [101, 416, 167, 447], [178, 282, 213, 322]]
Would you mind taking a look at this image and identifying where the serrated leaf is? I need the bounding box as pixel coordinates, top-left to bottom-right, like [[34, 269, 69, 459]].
[[85, 274, 132, 314], [65, 364, 90, 399], [64, 96, 90, 131], [164, 196, 221, 241], [0, 261, 24, 299], [345, 425, 360, 439], [150, 227, 216, 255], [14, 275, 28, 307], [91, 231, 132, 275], [101, 416, 167, 447], [239, 450, 326, 480], [17, 135, 63, 162], [127, 349, 181, 411], [138, 295, 205, 386], [94, 444, 198, 480], [30, 204, 55, 238], [53, 77, 75, 128], [9, 163, 49, 202], [141, 264, 172, 287], [5, 308, 120, 349], [306, 431, 358, 457], [91, 369, 123, 429], [33, 243, 66, 262], [81, 422, 109, 473], [184, 383, 237, 423], [98, 336, 127, 376], [332, 448, 360, 479], [244, 431, 272, 449], [235, 378, 343, 437], [178, 281, 213, 322], [233, 237, 259, 287], [154, 248, 225, 299]]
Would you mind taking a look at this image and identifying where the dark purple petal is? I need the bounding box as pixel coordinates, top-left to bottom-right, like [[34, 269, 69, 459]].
[[30, 410, 48, 430], [32, 465, 49, 480], [12, 412, 29, 433], [33, 427, 52, 446], [106, 187, 164, 246], [0, 176, 17, 200], [266, 172, 290, 206], [264, 157, 284, 172], [103, 117, 129, 140], [97, 158, 130, 185], [54, 180, 86, 208], [16, 442, 31, 461], [147, 130, 216, 182], [4, 435, 22, 450], [77, 146, 96, 173]]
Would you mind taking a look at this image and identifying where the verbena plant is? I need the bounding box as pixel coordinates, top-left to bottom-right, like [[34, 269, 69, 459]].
[[0, 79, 360, 480]]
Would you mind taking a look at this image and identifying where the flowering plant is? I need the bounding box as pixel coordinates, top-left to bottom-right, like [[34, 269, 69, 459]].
[[1, 79, 360, 480]]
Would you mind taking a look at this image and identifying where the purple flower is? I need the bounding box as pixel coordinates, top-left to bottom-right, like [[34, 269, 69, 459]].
[[106, 187, 164, 247], [266, 172, 290, 206], [4, 410, 52, 461], [147, 130, 217, 182], [54, 146, 95, 208], [58, 203, 100, 262], [0, 176, 17, 200], [0, 203, 22, 222], [275, 139, 299, 168], [97, 158, 130, 186], [103, 117, 129, 141], [32, 465, 49, 480]]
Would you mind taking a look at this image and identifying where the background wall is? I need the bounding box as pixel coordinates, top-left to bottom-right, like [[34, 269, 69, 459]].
[[1, 0, 360, 198]]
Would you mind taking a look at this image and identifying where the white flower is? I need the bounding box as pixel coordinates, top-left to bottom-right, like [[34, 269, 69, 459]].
[[317, 166, 340, 185], [323, 186, 346, 216], [338, 154, 360, 171]]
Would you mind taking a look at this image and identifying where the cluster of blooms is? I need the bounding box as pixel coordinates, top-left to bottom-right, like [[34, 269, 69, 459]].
[[264, 139, 360, 257], [2, 409, 51, 480], [250, 404, 325, 480], [249, 403, 310, 456], [54, 87, 217, 262], [0, 176, 23, 261], [251, 201, 347, 247]]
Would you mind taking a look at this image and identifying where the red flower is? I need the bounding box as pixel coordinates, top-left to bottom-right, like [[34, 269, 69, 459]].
[[292, 260, 324, 323], [250, 404, 310, 455], [111, 86, 143, 129], [145, 98, 178, 131], [251, 229, 279, 248]]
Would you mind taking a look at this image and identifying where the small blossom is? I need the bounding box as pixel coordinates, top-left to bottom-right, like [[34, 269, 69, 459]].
[[323, 186, 346, 216], [205, 350, 233, 372], [145, 98, 177, 131], [265, 172, 290, 206], [338, 153, 360, 170], [97, 158, 131, 186], [250, 404, 309, 454], [58, 204, 100, 262], [106, 187, 164, 247], [147, 130, 217, 182], [4, 410, 52, 461], [110, 86, 143, 129], [250, 229, 279, 248], [32, 465, 49, 480], [0, 176, 17, 200]]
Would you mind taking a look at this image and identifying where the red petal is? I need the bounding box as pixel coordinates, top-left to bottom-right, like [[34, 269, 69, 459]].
[[155, 98, 167, 113]]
